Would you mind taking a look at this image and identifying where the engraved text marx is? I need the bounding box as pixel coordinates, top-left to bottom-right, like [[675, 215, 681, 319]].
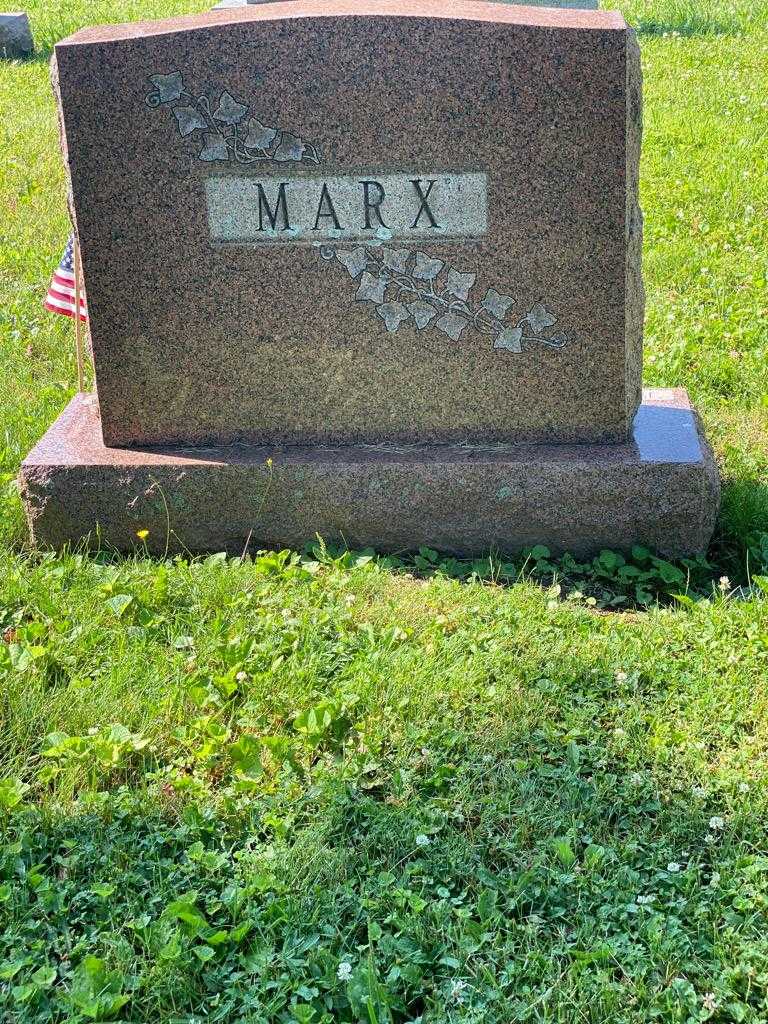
[[206, 172, 488, 244]]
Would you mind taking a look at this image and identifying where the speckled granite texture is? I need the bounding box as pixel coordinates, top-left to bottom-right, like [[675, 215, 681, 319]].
[[53, 0, 642, 448], [20, 389, 719, 558]]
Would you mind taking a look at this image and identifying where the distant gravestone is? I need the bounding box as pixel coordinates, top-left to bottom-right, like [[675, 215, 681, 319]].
[[20, 0, 719, 558], [0, 11, 32, 58]]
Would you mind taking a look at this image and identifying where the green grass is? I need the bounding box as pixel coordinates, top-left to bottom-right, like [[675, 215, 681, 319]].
[[1, 0, 768, 1021]]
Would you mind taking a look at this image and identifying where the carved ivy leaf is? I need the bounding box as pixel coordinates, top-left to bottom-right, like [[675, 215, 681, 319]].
[[445, 269, 476, 302], [494, 326, 523, 353], [526, 302, 557, 334], [212, 91, 248, 125], [149, 72, 184, 104], [272, 132, 306, 162], [407, 300, 439, 330], [244, 118, 277, 150], [336, 247, 368, 279], [356, 272, 387, 305], [173, 105, 207, 137], [481, 287, 514, 321], [382, 248, 410, 274], [377, 302, 411, 334], [412, 252, 444, 281], [199, 134, 230, 162], [435, 313, 469, 341]]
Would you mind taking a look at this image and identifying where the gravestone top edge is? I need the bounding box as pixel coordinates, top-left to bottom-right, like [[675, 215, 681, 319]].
[[55, 0, 626, 50]]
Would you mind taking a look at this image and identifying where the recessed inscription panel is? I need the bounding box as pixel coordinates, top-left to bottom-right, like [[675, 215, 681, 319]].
[[206, 172, 488, 244]]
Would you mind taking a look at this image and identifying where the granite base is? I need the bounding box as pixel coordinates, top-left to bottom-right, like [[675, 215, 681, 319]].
[[20, 389, 719, 559]]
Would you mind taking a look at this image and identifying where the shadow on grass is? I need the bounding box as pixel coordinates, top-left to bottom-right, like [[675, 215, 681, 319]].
[[5, 686, 767, 1024], [714, 475, 768, 580]]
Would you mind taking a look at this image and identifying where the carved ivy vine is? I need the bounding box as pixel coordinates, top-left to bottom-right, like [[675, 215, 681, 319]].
[[145, 71, 320, 165], [318, 243, 567, 352]]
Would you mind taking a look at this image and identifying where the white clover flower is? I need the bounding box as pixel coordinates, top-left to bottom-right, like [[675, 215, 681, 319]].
[[630, 772, 644, 785], [702, 992, 718, 1013], [615, 670, 628, 683], [704, 833, 717, 844], [667, 862, 681, 873], [415, 834, 431, 847], [718, 576, 731, 592], [739, 782, 750, 793], [709, 872, 721, 886], [709, 816, 725, 831], [337, 961, 353, 981], [449, 979, 468, 1002], [691, 785, 707, 798], [613, 727, 626, 737]]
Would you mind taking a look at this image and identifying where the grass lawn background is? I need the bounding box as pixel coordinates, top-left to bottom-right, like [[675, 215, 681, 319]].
[[1, 0, 768, 1020]]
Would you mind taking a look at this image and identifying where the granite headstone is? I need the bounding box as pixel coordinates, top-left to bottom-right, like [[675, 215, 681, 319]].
[[51, 0, 642, 447], [20, 0, 719, 558]]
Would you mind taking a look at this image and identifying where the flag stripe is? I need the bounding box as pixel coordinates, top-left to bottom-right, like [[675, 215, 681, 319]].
[[44, 234, 89, 322], [44, 300, 87, 322]]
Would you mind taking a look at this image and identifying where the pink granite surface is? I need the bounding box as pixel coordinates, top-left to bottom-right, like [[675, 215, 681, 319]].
[[53, 0, 643, 448], [20, 389, 719, 558]]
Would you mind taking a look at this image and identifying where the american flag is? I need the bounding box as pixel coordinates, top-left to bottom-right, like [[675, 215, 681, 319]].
[[44, 234, 88, 321]]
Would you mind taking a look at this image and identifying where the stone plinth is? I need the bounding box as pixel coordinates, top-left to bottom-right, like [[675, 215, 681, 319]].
[[53, 1, 641, 448], [20, 390, 719, 559], [0, 12, 32, 57]]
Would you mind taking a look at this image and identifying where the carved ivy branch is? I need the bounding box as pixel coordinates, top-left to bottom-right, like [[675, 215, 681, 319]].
[[145, 71, 320, 165], [318, 243, 568, 353]]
